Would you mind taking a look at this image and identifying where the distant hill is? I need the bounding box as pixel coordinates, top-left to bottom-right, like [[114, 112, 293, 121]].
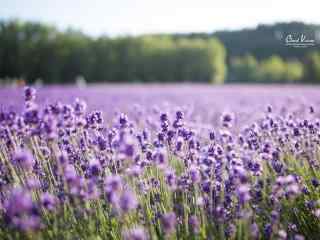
[[172, 22, 320, 60]]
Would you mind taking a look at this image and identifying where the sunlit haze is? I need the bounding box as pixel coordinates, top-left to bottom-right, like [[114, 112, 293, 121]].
[[1, 0, 319, 36]]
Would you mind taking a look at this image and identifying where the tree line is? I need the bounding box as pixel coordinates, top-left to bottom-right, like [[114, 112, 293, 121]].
[[0, 20, 320, 84], [0, 20, 226, 84]]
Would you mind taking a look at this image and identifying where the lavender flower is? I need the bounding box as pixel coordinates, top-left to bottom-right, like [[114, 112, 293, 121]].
[[105, 175, 123, 193], [0, 87, 318, 239], [4, 187, 41, 231], [188, 215, 200, 233], [118, 189, 138, 213], [161, 212, 176, 234], [236, 184, 251, 204], [40, 192, 57, 211], [88, 158, 101, 176], [188, 165, 201, 183], [24, 87, 36, 102], [123, 227, 147, 240], [12, 149, 35, 171], [74, 98, 87, 116], [250, 222, 259, 239]]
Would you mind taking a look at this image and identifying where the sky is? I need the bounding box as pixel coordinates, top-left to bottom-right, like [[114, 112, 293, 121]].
[[1, 0, 319, 36]]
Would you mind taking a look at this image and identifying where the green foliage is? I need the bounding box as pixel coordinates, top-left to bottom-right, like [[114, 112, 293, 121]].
[[231, 55, 305, 83], [1, 20, 320, 84], [259, 55, 287, 82], [230, 55, 258, 82], [213, 22, 320, 60], [304, 52, 320, 83], [176, 22, 320, 83], [0, 20, 226, 84], [207, 38, 226, 84], [285, 60, 304, 82]]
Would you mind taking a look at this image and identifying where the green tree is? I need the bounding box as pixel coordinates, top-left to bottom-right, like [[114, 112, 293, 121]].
[[284, 60, 304, 82], [230, 55, 258, 82], [258, 55, 286, 82], [304, 52, 320, 83]]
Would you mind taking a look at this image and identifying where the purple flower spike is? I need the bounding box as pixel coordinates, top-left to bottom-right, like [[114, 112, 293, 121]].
[[161, 212, 176, 234], [26, 177, 41, 190], [189, 215, 200, 233], [250, 223, 259, 238], [188, 165, 201, 183], [105, 175, 123, 193], [119, 113, 129, 127], [12, 149, 35, 171], [64, 164, 78, 183], [40, 192, 57, 211], [123, 227, 147, 240], [74, 98, 87, 116], [24, 87, 36, 102], [294, 234, 305, 240], [5, 188, 33, 216], [236, 184, 251, 204], [118, 189, 138, 213], [4, 187, 41, 231], [311, 178, 319, 188], [153, 148, 167, 167], [88, 158, 101, 176]]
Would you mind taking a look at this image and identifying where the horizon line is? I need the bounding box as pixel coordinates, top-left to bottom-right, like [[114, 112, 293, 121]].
[[1, 17, 319, 38]]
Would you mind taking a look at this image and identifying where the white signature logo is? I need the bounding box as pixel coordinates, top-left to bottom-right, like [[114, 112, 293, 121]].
[[285, 34, 316, 47]]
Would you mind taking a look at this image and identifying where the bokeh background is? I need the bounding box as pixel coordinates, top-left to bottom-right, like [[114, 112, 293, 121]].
[[0, 0, 320, 85]]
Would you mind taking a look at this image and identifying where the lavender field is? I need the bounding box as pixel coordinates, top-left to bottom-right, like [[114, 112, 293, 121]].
[[0, 85, 320, 240]]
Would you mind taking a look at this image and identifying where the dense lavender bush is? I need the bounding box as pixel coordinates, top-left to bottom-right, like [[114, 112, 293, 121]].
[[0, 86, 320, 239]]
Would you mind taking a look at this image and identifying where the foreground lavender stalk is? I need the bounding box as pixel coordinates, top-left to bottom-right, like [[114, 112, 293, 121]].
[[0, 86, 319, 239]]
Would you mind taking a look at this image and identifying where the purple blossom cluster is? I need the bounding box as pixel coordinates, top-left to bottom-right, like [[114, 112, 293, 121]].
[[0, 86, 319, 239]]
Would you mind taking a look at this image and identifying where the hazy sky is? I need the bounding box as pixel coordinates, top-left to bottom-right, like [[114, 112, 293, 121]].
[[1, 0, 319, 36]]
